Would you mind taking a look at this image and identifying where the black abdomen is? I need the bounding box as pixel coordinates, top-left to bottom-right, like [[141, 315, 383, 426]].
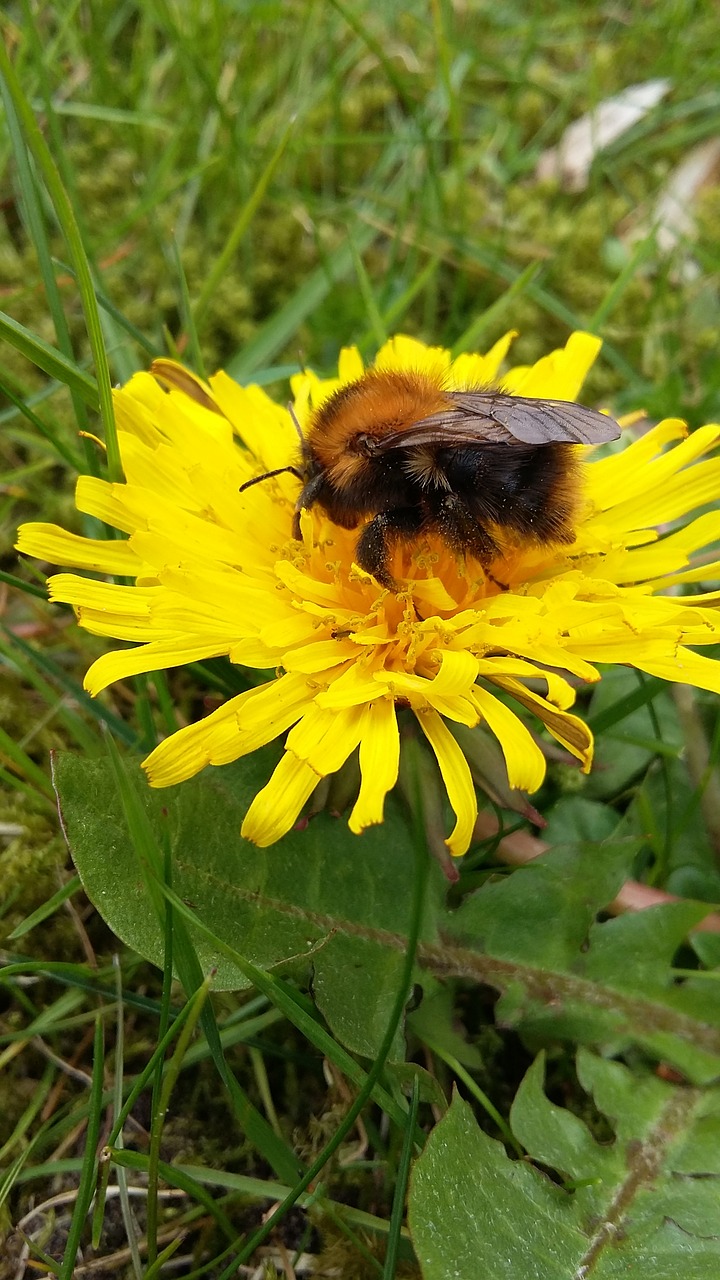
[[438, 442, 578, 543]]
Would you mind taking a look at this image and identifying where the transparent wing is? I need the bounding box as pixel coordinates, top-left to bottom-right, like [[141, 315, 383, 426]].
[[376, 392, 621, 451]]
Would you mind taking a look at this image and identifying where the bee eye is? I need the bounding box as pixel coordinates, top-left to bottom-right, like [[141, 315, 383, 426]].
[[355, 433, 380, 457]]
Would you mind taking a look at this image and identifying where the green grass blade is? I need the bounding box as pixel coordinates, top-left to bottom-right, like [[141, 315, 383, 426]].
[[382, 1074, 420, 1279], [193, 116, 296, 328], [57, 1014, 105, 1280], [52, 259, 161, 360], [227, 132, 415, 379], [169, 236, 204, 377], [223, 754, 431, 1273], [157, 883, 411, 1130], [588, 675, 666, 734], [0, 38, 119, 476], [0, 73, 92, 445], [0, 1063, 54, 1164], [0, 377, 83, 468], [103, 737, 302, 1185], [146, 976, 211, 1266], [0, 638, 102, 756], [108, 1147, 238, 1242], [0, 723, 55, 802], [227, 226, 379, 379], [0, 310, 98, 408], [0, 628, 139, 747], [106, 989, 208, 1149], [588, 234, 660, 331], [327, 0, 414, 113], [349, 229, 388, 346], [7, 876, 81, 942], [452, 262, 541, 356], [0, 570, 46, 599]]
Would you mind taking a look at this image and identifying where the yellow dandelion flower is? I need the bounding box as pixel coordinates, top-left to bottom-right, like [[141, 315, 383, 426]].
[[17, 330, 720, 856]]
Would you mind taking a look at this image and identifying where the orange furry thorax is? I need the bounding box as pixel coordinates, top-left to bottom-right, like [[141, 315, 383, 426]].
[[307, 369, 450, 481]]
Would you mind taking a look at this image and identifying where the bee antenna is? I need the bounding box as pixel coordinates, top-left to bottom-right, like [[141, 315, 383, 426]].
[[239, 465, 303, 494], [288, 402, 305, 445]]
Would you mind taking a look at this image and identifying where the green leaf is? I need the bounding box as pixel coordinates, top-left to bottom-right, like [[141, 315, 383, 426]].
[[409, 1090, 585, 1280], [312, 934, 408, 1060], [53, 750, 445, 1057], [98, 738, 303, 1186], [409, 1052, 720, 1279], [54, 752, 720, 1079], [447, 838, 635, 970], [445, 835, 720, 1082], [510, 1053, 616, 1183], [407, 983, 484, 1072], [541, 796, 621, 846]]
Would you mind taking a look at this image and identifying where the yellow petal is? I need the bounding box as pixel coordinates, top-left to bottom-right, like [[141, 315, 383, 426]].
[[285, 703, 365, 774], [143, 673, 315, 787], [493, 677, 594, 770], [472, 687, 547, 792], [503, 331, 602, 400], [348, 698, 400, 833], [449, 330, 518, 389], [315, 664, 386, 710], [607, 456, 720, 530], [609, 512, 720, 583], [416, 708, 477, 857], [85, 637, 230, 695], [48, 574, 160, 615], [143, 693, 253, 786], [374, 334, 452, 377], [338, 346, 365, 382], [474, 658, 576, 709], [113, 381, 167, 448], [282, 639, 356, 674], [16, 523, 140, 575], [75, 476, 138, 533], [241, 752, 320, 846], [586, 418, 688, 511], [424, 693, 481, 727], [209, 372, 300, 471], [425, 648, 480, 696], [638, 647, 720, 695], [234, 673, 320, 746], [150, 358, 219, 410]]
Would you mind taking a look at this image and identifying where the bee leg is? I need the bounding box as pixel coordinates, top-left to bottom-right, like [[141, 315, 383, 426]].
[[292, 472, 327, 538], [435, 495, 508, 589], [355, 508, 424, 589]]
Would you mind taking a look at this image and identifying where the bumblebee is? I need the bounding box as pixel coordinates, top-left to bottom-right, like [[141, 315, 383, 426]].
[[242, 367, 620, 588]]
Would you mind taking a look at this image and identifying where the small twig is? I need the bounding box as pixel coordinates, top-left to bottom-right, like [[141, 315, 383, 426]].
[[322, 1059, 369, 1164], [39, 1023, 96, 1121], [63, 887, 98, 969], [15, 1187, 189, 1280], [33, 1036, 94, 1088], [17, 1184, 187, 1234]]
